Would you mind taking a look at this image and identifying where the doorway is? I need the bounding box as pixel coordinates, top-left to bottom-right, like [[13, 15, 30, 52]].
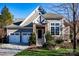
[[38, 29, 42, 39]]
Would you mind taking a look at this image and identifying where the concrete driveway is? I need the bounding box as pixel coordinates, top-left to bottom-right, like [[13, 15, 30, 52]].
[[0, 44, 29, 56]]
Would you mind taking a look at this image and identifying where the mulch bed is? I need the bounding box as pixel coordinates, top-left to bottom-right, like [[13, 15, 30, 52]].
[[27, 45, 42, 51]]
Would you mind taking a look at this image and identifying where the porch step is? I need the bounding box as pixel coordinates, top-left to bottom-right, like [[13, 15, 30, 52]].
[[37, 39, 44, 46]]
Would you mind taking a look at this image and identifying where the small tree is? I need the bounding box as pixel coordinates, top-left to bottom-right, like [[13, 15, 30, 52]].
[[29, 32, 36, 45], [44, 31, 56, 50], [45, 31, 52, 41]]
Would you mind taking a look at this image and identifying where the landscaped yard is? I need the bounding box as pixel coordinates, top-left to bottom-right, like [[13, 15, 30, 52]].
[[15, 41, 79, 56], [15, 31, 79, 56], [16, 48, 79, 56]]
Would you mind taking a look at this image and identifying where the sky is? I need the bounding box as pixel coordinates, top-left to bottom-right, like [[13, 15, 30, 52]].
[[0, 3, 55, 20]]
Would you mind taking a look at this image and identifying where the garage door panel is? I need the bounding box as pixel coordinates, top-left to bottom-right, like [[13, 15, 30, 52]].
[[9, 32, 20, 44], [21, 32, 31, 44], [22, 35, 29, 44]]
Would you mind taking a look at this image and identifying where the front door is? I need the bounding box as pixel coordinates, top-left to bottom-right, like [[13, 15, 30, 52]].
[[37, 29, 45, 46], [38, 29, 42, 39]]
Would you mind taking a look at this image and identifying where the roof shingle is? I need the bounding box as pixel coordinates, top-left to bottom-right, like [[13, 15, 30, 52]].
[[43, 13, 63, 20]]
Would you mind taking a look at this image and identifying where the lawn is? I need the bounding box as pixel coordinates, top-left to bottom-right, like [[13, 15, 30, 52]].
[[16, 43, 79, 56], [16, 48, 75, 56]]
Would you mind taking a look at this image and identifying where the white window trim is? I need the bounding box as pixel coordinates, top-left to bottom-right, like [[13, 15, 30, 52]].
[[50, 23, 60, 35]]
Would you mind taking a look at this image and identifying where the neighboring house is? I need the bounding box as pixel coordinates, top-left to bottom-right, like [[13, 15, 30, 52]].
[[6, 6, 70, 46]]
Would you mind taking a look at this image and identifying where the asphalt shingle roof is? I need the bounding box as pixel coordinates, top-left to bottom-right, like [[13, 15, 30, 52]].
[[43, 13, 63, 20], [6, 24, 18, 28]]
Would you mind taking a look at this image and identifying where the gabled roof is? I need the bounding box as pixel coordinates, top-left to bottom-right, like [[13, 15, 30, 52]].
[[5, 19, 24, 28], [6, 6, 64, 28], [20, 6, 46, 26], [19, 6, 64, 26], [5, 24, 18, 28], [5, 24, 32, 29], [13, 18, 24, 23], [43, 13, 63, 20], [13, 19, 24, 25]]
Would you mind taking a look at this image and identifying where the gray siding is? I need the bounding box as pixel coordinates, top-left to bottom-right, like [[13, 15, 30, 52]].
[[25, 23, 33, 27], [16, 29, 33, 32]]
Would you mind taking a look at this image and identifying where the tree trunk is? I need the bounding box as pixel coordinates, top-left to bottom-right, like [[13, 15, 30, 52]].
[[72, 3, 77, 53]]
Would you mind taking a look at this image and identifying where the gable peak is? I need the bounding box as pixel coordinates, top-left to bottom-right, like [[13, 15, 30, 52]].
[[35, 6, 46, 14]]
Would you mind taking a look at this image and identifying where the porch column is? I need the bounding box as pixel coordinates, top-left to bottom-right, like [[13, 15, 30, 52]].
[[33, 23, 38, 45], [45, 24, 48, 33], [33, 23, 36, 33], [44, 24, 48, 43]]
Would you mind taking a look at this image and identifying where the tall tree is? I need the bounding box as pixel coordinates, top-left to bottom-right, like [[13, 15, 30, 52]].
[[72, 3, 78, 53], [0, 6, 13, 43], [1, 5, 13, 26]]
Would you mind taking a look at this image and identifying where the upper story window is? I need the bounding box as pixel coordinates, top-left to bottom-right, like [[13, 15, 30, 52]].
[[51, 23, 60, 35]]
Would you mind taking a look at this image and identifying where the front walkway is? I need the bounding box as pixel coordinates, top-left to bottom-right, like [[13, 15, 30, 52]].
[[0, 44, 29, 56]]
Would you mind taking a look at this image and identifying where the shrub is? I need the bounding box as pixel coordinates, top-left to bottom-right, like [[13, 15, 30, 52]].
[[42, 43, 48, 49], [60, 42, 72, 48], [45, 31, 56, 46], [43, 42, 56, 50], [45, 31, 52, 41], [43, 31, 56, 50], [55, 39, 64, 44], [47, 40, 56, 47], [29, 32, 36, 45]]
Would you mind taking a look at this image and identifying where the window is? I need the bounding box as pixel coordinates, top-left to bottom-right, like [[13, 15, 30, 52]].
[[55, 23, 59, 26], [15, 32, 20, 35], [11, 33, 14, 35], [56, 27, 59, 35], [51, 27, 54, 35], [51, 23, 60, 35]]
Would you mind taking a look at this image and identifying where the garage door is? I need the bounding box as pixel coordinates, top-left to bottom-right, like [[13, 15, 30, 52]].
[[9, 32, 20, 44], [21, 32, 31, 44], [9, 32, 31, 44]]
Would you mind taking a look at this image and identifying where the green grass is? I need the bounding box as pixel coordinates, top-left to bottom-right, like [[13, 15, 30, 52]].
[[16, 48, 73, 56], [16, 43, 79, 56], [16, 42, 79, 56]]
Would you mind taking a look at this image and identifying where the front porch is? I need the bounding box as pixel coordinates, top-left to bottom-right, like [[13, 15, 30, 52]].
[[33, 23, 48, 46]]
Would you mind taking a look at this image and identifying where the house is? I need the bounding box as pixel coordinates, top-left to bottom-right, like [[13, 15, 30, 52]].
[[6, 6, 70, 46]]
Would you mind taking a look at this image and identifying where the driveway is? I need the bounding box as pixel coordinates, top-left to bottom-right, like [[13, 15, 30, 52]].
[[0, 44, 29, 56]]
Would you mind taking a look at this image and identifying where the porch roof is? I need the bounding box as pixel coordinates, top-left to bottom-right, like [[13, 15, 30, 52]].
[[5, 24, 32, 29]]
